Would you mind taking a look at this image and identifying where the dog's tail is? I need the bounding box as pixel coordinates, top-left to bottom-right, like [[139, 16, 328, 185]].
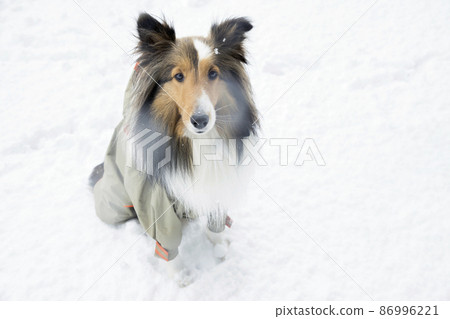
[[88, 163, 104, 189]]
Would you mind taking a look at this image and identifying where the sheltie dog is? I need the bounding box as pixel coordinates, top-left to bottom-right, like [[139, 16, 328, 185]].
[[91, 13, 259, 280]]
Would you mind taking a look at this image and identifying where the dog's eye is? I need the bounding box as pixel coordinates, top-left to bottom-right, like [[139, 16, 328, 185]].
[[208, 70, 218, 80], [174, 73, 184, 82]]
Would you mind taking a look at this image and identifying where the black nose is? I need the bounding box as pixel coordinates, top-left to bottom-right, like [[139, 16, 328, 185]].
[[190, 113, 209, 130]]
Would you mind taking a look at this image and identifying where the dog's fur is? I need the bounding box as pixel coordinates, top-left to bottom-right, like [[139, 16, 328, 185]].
[[126, 13, 259, 216]]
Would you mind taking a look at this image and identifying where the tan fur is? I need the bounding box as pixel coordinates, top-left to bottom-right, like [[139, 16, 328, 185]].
[[149, 38, 222, 138]]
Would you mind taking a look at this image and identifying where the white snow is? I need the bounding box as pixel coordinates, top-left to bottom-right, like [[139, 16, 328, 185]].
[[1, 0, 450, 300]]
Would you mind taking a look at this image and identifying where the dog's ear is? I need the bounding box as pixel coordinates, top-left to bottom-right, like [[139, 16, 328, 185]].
[[137, 13, 175, 48], [209, 17, 253, 63]]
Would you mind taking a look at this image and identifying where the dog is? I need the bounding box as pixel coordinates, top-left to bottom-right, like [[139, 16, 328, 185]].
[[90, 13, 259, 283]]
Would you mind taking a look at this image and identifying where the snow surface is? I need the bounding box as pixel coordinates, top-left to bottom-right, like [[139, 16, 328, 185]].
[[1, 0, 450, 300]]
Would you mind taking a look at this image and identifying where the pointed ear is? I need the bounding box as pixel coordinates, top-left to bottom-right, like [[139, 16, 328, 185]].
[[137, 13, 175, 47], [209, 17, 253, 63]]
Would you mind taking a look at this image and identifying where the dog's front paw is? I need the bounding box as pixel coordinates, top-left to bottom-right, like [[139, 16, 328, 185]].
[[205, 227, 225, 245], [165, 257, 194, 287], [205, 228, 230, 259], [173, 268, 193, 288]]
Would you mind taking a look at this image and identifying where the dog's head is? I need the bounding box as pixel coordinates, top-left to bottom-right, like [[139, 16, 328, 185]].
[[131, 13, 258, 138]]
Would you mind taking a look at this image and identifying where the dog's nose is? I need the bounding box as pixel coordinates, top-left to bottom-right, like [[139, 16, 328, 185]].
[[190, 113, 209, 130]]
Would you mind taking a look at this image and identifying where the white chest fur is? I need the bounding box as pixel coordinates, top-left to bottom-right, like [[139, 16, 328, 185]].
[[164, 129, 252, 215]]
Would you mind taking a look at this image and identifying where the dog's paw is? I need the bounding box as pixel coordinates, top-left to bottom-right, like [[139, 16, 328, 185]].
[[205, 228, 230, 259], [205, 227, 224, 245], [213, 242, 230, 259], [165, 257, 194, 287], [173, 268, 194, 288]]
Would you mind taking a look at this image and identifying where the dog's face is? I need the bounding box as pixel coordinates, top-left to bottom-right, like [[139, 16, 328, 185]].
[[159, 38, 222, 135], [134, 13, 257, 138]]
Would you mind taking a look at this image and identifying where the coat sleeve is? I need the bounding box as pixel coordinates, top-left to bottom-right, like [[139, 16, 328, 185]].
[[115, 119, 182, 259], [93, 122, 182, 260], [123, 166, 182, 259]]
